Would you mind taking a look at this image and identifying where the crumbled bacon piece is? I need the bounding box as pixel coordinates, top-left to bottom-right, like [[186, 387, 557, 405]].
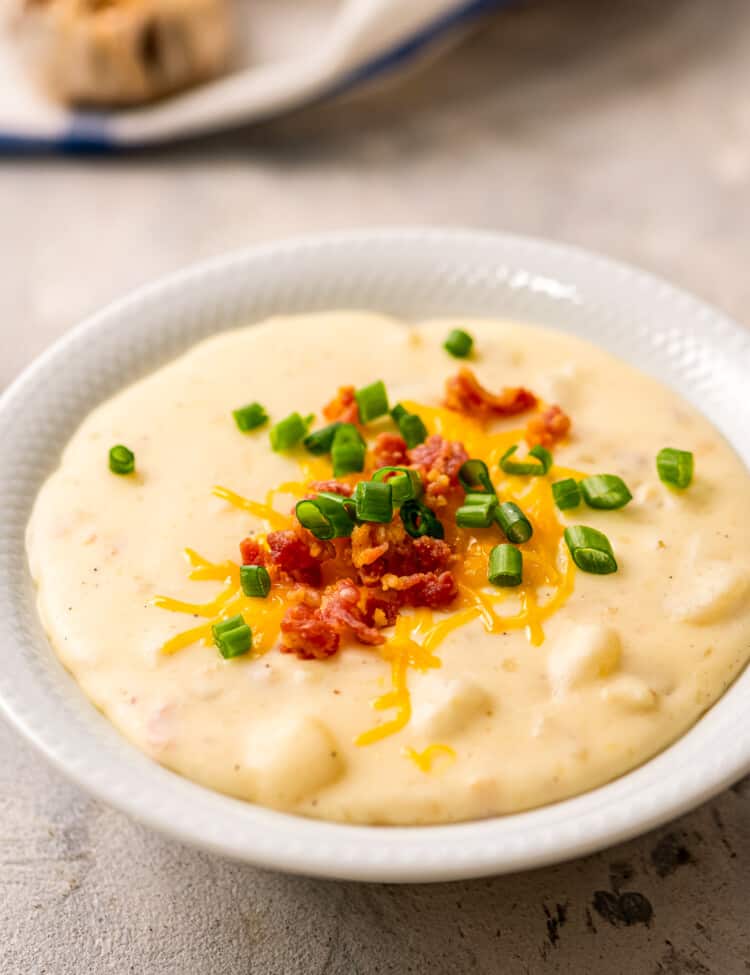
[[381, 570, 458, 608], [266, 528, 333, 586], [280, 578, 396, 659], [320, 579, 385, 646], [307, 479, 353, 497], [239, 537, 266, 566], [525, 404, 571, 448], [280, 603, 340, 660], [444, 367, 537, 420], [409, 435, 469, 504], [351, 518, 453, 585], [323, 385, 359, 424], [373, 432, 409, 468]]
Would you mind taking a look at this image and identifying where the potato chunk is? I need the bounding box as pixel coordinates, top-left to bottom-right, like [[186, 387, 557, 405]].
[[248, 717, 344, 808], [665, 562, 750, 624], [601, 675, 658, 712], [411, 675, 492, 738], [548, 623, 622, 693]]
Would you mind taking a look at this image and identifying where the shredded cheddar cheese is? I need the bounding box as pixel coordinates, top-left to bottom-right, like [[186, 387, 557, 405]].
[[155, 400, 578, 747], [154, 549, 289, 657], [403, 744, 456, 773]]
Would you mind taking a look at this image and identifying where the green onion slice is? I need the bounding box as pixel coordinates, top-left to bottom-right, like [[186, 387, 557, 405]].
[[331, 423, 366, 477], [552, 477, 581, 511], [463, 492, 497, 506], [488, 544, 523, 587], [240, 564, 271, 598], [456, 494, 497, 528], [398, 412, 428, 449], [580, 474, 632, 510], [495, 501, 533, 544], [109, 444, 135, 475], [218, 624, 253, 659], [372, 466, 422, 505], [303, 422, 342, 456], [269, 412, 311, 452], [499, 443, 553, 476], [390, 403, 408, 423], [564, 525, 618, 574], [355, 380, 389, 423], [232, 402, 268, 432], [458, 458, 495, 495], [656, 447, 694, 489], [400, 500, 445, 539], [212, 614, 252, 659], [443, 328, 474, 359], [296, 495, 355, 539], [212, 615, 245, 641], [354, 481, 394, 523]]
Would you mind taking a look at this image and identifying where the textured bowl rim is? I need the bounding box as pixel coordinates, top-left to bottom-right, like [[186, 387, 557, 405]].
[[1, 227, 749, 883]]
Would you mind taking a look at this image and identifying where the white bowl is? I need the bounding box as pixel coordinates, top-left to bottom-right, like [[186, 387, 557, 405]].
[[1, 229, 749, 883]]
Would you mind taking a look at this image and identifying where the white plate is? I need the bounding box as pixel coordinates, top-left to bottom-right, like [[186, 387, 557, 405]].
[[1, 229, 749, 883]]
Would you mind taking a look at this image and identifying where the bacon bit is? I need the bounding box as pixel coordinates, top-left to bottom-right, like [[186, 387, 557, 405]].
[[444, 367, 537, 420], [524, 404, 571, 448], [373, 432, 409, 468], [323, 385, 359, 424], [267, 528, 333, 586], [281, 578, 397, 659], [307, 479, 353, 497], [409, 435, 468, 505], [320, 580, 385, 646], [361, 588, 400, 628], [280, 603, 340, 660], [351, 518, 453, 584], [239, 537, 266, 566], [381, 570, 458, 608]]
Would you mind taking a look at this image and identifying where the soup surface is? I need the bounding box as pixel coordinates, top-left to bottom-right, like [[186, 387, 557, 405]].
[[26, 313, 750, 824]]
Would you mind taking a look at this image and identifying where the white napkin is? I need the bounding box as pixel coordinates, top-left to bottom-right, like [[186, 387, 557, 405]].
[[0, 0, 504, 149]]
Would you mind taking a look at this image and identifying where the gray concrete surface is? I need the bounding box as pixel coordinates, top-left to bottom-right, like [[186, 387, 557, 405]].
[[2, 0, 750, 971]]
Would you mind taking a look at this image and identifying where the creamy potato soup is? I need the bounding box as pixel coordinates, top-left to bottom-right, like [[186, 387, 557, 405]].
[[26, 314, 750, 825]]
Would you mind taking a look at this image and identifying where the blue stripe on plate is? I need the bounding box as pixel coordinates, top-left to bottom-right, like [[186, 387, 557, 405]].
[[0, 0, 515, 152]]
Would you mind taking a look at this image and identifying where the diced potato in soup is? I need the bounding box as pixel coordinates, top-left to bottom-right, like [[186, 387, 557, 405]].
[[26, 314, 750, 825]]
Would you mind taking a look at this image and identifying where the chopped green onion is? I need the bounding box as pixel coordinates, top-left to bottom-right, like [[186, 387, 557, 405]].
[[109, 444, 135, 475], [580, 474, 632, 510], [354, 481, 393, 523], [443, 328, 474, 359], [212, 615, 245, 641], [398, 412, 428, 449], [456, 494, 497, 528], [458, 458, 495, 495], [331, 423, 366, 476], [296, 495, 355, 539], [400, 500, 445, 539], [212, 614, 252, 659], [333, 422, 363, 443], [240, 564, 271, 598], [269, 412, 310, 452], [552, 478, 581, 511], [488, 544, 523, 587], [564, 525, 618, 574], [232, 402, 268, 432], [390, 403, 408, 423], [499, 443, 553, 476], [303, 422, 342, 456], [657, 447, 694, 489], [463, 492, 497, 506], [218, 624, 253, 659], [372, 466, 422, 505], [355, 380, 389, 423], [495, 501, 533, 544]]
